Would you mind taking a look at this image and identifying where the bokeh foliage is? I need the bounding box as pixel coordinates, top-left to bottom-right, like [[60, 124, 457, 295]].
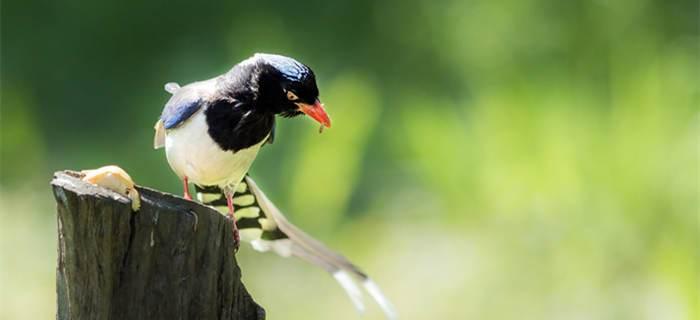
[[1, 0, 698, 319]]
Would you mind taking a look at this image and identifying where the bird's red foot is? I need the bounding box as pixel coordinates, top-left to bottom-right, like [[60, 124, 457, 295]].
[[225, 191, 240, 251], [183, 177, 192, 200], [228, 213, 240, 251]]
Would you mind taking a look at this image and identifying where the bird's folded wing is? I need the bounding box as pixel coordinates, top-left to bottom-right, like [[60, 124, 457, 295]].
[[154, 81, 206, 148], [160, 95, 203, 130]]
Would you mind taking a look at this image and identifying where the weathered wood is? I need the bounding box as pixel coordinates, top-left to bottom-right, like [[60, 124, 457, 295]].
[[51, 171, 265, 320]]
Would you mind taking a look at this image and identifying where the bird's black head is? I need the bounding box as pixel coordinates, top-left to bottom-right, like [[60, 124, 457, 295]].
[[232, 53, 331, 128]]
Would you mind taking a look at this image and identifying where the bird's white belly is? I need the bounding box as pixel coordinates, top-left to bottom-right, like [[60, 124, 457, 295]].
[[164, 111, 266, 187]]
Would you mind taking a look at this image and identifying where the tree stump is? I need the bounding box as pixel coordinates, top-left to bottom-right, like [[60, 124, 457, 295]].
[[51, 171, 265, 320]]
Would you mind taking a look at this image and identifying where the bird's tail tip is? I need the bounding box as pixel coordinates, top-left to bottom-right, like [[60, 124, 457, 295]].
[[332, 271, 399, 320], [363, 278, 398, 320], [333, 270, 366, 314]]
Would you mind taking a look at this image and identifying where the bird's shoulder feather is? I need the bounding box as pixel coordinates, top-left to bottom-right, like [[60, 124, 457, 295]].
[[159, 77, 219, 130]]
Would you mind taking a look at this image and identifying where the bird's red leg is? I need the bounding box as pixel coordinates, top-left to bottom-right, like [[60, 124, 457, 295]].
[[225, 191, 240, 251], [183, 176, 192, 200]]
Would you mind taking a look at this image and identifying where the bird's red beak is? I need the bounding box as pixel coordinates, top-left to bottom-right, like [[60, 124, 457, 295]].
[[298, 100, 331, 128]]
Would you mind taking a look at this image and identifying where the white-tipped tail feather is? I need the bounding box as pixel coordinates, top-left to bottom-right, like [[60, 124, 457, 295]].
[[334, 271, 366, 313], [194, 177, 398, 319], [363, 279, 398, 320], [243, 176, 398, 320]]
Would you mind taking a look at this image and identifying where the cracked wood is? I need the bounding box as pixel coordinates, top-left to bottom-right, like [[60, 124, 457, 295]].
[[51, 171, 265, 320]]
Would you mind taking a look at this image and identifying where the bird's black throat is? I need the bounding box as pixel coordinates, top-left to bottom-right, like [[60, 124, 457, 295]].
[[204, 99, 275, 152]]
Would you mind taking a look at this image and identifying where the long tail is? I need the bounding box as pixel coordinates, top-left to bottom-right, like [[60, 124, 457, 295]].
[[195, 177, 398, 320]]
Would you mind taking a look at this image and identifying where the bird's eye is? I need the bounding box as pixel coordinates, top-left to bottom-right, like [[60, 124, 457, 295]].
[[286, 91, 299, 101]]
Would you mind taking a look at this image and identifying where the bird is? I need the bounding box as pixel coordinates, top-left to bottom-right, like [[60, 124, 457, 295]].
[[153, 53, 331, 244], [153, 53, 397, 319]]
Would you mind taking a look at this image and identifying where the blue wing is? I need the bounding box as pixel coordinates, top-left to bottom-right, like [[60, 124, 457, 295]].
[[160, 97, 202, 129], [160, 78, 219, 129]]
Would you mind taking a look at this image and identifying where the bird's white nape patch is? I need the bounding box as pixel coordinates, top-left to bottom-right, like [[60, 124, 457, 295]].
[[333, 271, 366, 314], [164, 82, 181, 94], [363, 278, 398, 320]]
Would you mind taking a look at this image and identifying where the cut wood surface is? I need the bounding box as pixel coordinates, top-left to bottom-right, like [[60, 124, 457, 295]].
[[51, 171, 265, 320]]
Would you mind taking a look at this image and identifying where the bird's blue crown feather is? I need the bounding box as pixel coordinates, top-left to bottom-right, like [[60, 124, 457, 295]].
[[255, 53, 309, 82]]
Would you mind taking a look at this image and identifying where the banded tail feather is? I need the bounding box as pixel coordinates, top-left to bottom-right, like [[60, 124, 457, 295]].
[[195, 181, 287, 245], [195, 176, 398, 320]]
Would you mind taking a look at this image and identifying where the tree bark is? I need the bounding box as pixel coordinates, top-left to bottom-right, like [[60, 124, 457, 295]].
[[51, 171, 265, 320]]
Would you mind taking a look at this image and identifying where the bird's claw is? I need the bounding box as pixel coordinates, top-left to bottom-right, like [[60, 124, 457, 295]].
[[233, 229, 240, 252], [227, 213, 240, 252]]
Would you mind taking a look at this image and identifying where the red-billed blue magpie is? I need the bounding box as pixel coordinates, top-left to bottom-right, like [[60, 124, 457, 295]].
[[153, 53, 397, 319]]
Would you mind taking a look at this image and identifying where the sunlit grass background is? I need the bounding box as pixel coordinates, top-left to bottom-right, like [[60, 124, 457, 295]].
[[1, 0, 698, 319]]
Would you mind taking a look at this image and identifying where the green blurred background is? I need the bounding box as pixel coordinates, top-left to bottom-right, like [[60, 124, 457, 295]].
[[1, 0, 698, 319]]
